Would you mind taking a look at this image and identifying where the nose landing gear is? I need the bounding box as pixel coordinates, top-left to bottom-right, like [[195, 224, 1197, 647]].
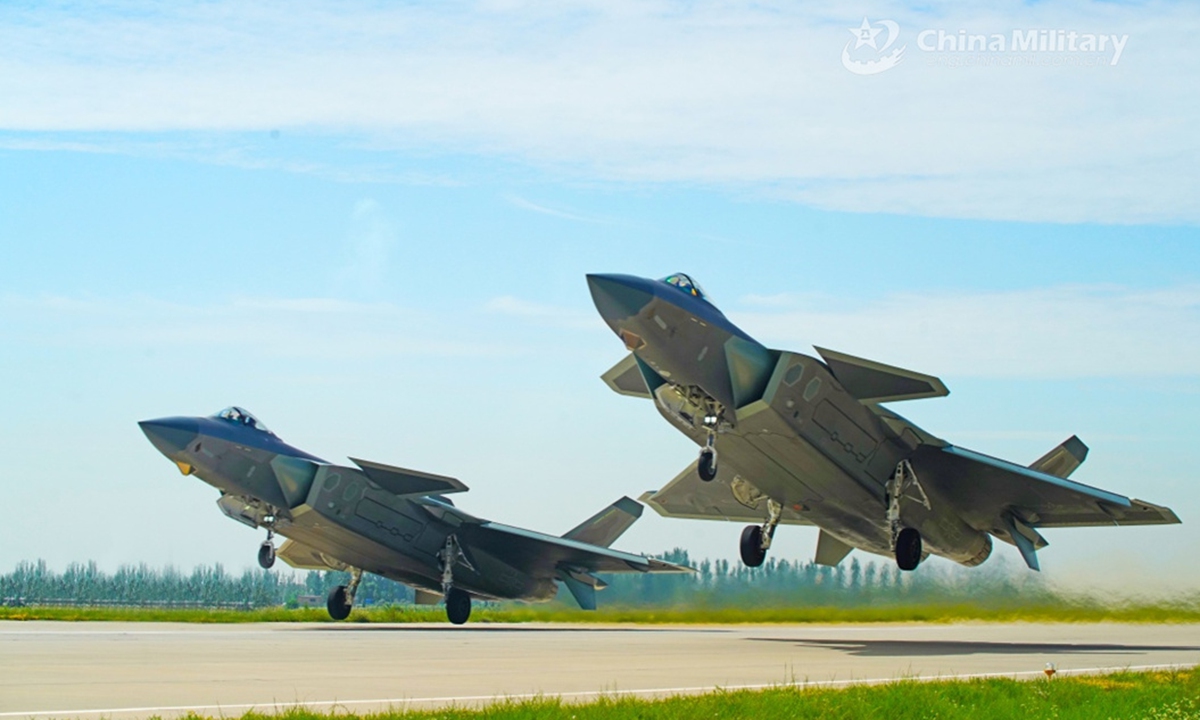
[[697, 410, 722, 482], [257, 540, 275, 569], [698, 445, 718, 482], [257, 515, 277, 569]]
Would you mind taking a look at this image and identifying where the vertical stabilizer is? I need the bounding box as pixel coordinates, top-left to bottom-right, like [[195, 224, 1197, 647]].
[[1029, 436, 1089, 479], [563, 497, 644, 548]]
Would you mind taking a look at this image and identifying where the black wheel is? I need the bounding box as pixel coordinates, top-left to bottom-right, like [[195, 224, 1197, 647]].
[[327, 585, 352, 620], [698, 448, 718, 482], [895, 527, 922, 571], [257, 542, 276, 569], [445, 587, 472, 625], [739, 524, 766, 567]]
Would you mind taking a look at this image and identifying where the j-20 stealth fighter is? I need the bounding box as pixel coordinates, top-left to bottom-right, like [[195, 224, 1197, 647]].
[[587, 273, 1180, 573], [140, 407, 688, 623]]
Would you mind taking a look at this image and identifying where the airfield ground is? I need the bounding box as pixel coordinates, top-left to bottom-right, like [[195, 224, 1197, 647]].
[[6, 598, 1200, 624], [1, 621, 1198, 719]]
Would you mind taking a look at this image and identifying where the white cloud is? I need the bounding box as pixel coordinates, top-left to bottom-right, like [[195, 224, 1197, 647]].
[[335, 199, 396, 296], [0, 134, 460, 185], [0, 294, 515, 359], [0, 1, 1197, 223], [733, 284, 1200, 378], [504, 195, 608, 224], [485, 295, 603, 329]]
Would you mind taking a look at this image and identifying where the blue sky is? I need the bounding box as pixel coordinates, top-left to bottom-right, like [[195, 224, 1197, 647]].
[[1, 1, 1198, 593]]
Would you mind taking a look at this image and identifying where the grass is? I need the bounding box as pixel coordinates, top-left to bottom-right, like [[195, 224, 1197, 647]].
[[168, 668, 1200, 719], [5, 598, 1200, 624]]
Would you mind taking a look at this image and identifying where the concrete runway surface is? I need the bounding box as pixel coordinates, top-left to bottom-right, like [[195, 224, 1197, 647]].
[[2, 621, 1198, 718]]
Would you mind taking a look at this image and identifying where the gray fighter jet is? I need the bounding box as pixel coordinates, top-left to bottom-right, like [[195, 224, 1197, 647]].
[[140, 407, 688, 623], [587, 272, 1180, 573]]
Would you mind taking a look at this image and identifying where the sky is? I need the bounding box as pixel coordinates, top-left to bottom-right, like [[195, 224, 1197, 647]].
[[1, 1, 1198, 594]]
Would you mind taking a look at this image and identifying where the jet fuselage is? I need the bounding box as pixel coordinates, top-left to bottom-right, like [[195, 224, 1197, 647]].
[[587, 273, 994, 567], [140, 414, 559, 603]]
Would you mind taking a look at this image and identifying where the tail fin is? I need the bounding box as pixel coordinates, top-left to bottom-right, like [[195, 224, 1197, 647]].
[[563, 496, 643, 548], [1029, 435, 1089, 478]]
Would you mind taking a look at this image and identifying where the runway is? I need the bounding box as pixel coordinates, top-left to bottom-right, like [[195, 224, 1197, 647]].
[[2, 621, 1198, 718]]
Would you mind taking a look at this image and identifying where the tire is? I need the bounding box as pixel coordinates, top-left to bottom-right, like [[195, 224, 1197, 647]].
[[445, 587, 472, 625], [257, 542, 275, 569], [895, 527, 922, 571], [327, 585, 352, 620], [739, 525, 767, 567], [698, 449, 718, 482]]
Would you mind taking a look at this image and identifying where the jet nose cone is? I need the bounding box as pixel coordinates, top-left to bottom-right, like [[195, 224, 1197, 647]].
[[586, 274, 655, 330], [139, 417, 199, 459]]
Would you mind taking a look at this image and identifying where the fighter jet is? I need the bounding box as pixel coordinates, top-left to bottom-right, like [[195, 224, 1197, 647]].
[[140, 407, 689, 623], [587, 272, 1180, 573]]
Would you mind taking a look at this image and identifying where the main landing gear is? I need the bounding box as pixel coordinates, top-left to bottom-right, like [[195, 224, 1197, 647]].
[[888, 460, 930, 572], [440, 535, 472, 625], [326, 567, 363, 621], [445, 587, 471, 625], [894, 528, 922, 571], [257, 515, 277, 569], [740, 499, 783, 567]]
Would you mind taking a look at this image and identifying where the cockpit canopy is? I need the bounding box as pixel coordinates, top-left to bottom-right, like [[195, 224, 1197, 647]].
[[660, 273, 712, 303], [213, 406, 274, 435]]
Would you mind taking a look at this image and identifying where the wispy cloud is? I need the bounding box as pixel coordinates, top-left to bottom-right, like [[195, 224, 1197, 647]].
[[484, 295, 602, 329], [0, 133, 461, 186], [1, 2, 1196, 223], [504, 194, 608, 224], [334, 199, 395, 297], [0, 294, 517, 359], [733, 284, 1200, 378]]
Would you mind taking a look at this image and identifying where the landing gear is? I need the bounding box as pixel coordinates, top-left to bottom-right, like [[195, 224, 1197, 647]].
[[438, 534, 474, 625], [888, 460, 930, 572], [327, 585, 351, 620], [257, 541, 275, 569], [740, 525, 766, 567], [895, 527, 922, 571], [698, 447, 718, 482], [326, 567, 363, 621], [257, 517, 277, 569], [445, 587, 472, 625], [697, 411, 720, 482], [740, 499, 783, 567]]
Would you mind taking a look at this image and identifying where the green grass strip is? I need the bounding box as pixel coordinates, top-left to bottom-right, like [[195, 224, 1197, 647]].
[[6, 600, 1200, 624], [167, 668, 1200, 720]]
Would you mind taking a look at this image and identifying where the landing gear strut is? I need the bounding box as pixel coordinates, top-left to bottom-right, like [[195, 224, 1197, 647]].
[[439, 535, 472, 625], [740, 499, 783, 567], [257, 516, 277, 569], [326, 567, 363, 621], [697, 411, 721, 482], [888, 460, 930, 571]]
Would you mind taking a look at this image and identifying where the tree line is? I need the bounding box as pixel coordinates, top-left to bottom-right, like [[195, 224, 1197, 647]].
[[1, 551, 1051, 609]]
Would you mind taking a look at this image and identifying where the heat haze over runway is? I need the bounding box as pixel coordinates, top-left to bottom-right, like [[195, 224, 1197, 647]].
[[2, 621, 1198, 719]]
